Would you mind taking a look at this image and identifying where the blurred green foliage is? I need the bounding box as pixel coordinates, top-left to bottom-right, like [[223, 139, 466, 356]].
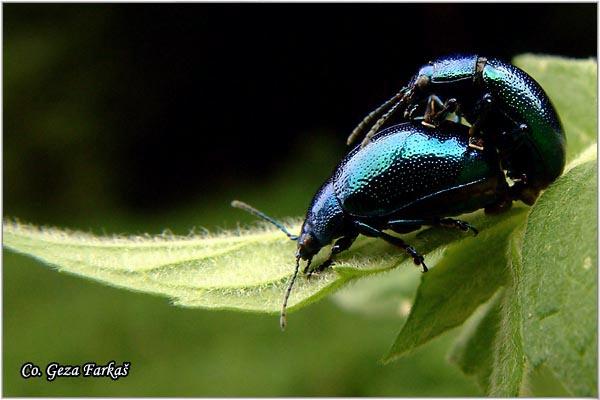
[[3, 143, 483, 395], [5, 251, 480, 396], [4, 122, 482, 394], [3, 20, 480, 393]]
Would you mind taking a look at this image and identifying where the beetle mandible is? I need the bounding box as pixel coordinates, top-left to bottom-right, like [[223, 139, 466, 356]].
[[347, 54, 566, 205], [234, 120, 511, 329]]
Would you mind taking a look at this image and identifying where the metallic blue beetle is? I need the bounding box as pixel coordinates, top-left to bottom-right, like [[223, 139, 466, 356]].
[[234, 121, 510, 329], [347, 55, 566, 205]]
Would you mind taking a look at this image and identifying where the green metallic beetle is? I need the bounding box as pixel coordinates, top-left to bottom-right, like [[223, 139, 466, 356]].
[[234, 120, 510, 329], [347, 54, 566, 205]]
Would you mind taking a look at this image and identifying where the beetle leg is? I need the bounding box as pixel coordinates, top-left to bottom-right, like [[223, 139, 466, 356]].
[[388, 220, 423, 234], [355, 222, 428, 272], [485, 196, 513, 214], [301, 258, 313, 275], [508, 171, 539, 206], [423, 96, 459, 126], [388, 218, 478, 236], [468, 93, 494, 150], [497, 123, 531, 180], [498, 123, 530, 154], [509, 182, 540, 206], [484, 181, 514, 214], [422, 95, 444, 125], [494, 123, 542, 205], [306, 234, 358, 278], [436, 98, 460, 123], [435, 217, 479, 236], [404, 103, 421, 119]]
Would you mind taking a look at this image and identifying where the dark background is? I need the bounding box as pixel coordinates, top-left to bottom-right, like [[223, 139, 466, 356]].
[[4, 3, 597, 228], [3, 3, 597, 396]]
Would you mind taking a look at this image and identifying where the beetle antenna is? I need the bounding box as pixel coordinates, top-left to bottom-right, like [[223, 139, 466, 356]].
[[280, 255, 306, 331], [359, 97, 406, 148], [231, 200, 299, 241], [346, 88, 408, 146]]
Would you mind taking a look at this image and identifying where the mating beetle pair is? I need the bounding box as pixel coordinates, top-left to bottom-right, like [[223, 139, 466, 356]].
[[233, 54, 566, 329], [347, 55, 566, 205]]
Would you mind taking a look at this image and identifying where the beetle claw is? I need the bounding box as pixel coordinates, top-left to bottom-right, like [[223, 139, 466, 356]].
[[306, 269, 323, 280], [468, 136, 485, 151], [411, 254, 427, 273], [459, 221, 478, 236]]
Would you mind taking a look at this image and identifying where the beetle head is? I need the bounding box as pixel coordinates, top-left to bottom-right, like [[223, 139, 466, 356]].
[[231, 181, 349, 331], [297, 231, 321, 261], [297, 180, 347, 261], [413, 64, 433, 91]]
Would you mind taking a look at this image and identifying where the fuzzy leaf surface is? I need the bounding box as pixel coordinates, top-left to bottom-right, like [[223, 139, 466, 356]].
[[4, 212, 511, 315], [520, 160, 597, 396], [387, 55, 597, 394], [384, 209, 527, 362]]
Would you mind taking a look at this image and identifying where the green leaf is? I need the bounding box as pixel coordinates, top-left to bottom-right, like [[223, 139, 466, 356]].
[[522, 364, 571, 397], [447, 289, 505, 392], [445, 227, 529, 396], [520, 160, 597, 396], [383, 208, 527, 363], [488, 226, 527, 396], [508, 55, 597, 395], [421, 55, 596, 394], [3, 210, 514, 316], [4, 221, 317, 313], [513, 54, 597, 161], [445, 159, 597, 396], [331, 266, 421, 319]]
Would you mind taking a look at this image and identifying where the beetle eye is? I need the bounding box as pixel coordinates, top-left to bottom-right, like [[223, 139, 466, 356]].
[[416, 75, 429, 89], [301, 234, 313, 248], [298, 233, 320, 260]]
